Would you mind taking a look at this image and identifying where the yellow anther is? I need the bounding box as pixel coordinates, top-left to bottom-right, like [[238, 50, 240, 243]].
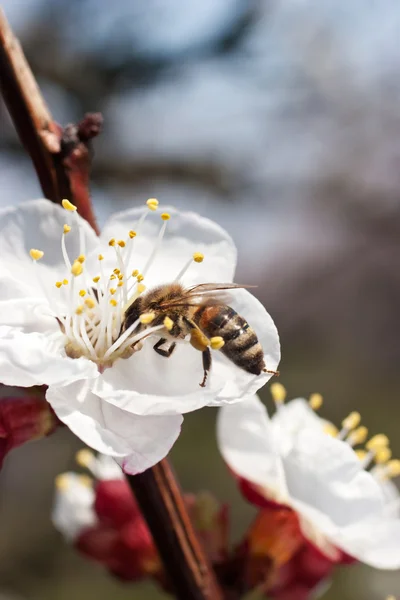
[[132, 269, 139, 277], [161, 212, 171, 221], [117, 281, 124, 288], [55, 281, 63, 289], [75, 305, 84, 315], [79, 290, 86, 297], [386, 460, 400, 479], [92, 276, 100, 283], [270, 383, 287, 405], [84, 298, 96, 309], [98, 254, 104, 261], [110, 299, 118, 307], [347, 426, 369, 446], [129, 230, 137, 239], [210, 336, 225, 350], [323, 422, 339, 437], [108, 238, 116, 247], [113, 268, 120, 274], [342, 411, 361, 431], [71, 260, 83, 277], [55, 473, 70, 491], [375, 447, 392, 465], [146, 198, 159, 211], [355, 449, 367, 461], [78, 474, 93, 488], [193, 252, 204, 263], [366, 434, 390, 451], [63, 224, 71, 234], [137, 283, 146, 294], [309, 393, 323, 410], [164, 316, 174, 331], [77, 254, 85, 264], [75, 448, 94, 468], [110, 274, 116, 280], [117, 240, 126, 248], [137, 274, 144, 282], [29, 248, 44, 261], [118, 274, 124, 280], [63, 279, 69, 286], [140, 312, 156, 325], [110, 288, 117, 295], [62, 199, 77, 212]]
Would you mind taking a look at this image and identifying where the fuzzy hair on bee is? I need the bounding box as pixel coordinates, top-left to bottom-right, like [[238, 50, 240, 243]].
[[122, 282, 278, 387]]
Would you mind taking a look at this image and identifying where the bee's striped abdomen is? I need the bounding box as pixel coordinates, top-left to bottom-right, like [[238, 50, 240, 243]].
[[194, 305, 265, 375]]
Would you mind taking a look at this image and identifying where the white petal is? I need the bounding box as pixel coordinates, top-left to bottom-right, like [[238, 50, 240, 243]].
[[52, 472, 96, 542], [334, 516, 400, 568], [282, 427, 385, 532], [46, 380, 183, 474], [0, 264, 57, 332], [94, 338, 219, 416], [380, 479, 400, 516], [96, 288, 280, 416], [0, 199, 100, 296], [99, 205, 237, 286], [217, 396, 287, 497], [0, 298, 57, 334], [271, 398, 325, 455], [333, 479, 400, 565], [0, 263, 37, 300], [272, 398, 324, 435], [0, 327, 97, 387]]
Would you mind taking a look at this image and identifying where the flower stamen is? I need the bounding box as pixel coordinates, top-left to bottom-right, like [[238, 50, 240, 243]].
[[140, 312, 156, 324], [346, 425, 368, 447], [30, 248, 44, 261], [146, 198, 159, 211], [71, 260, 84, 277], [270, 383, 287, 407], [175, 252, 205, 281], [308, 393, 323, 410], [141, 213, 170, 278], [337, 411, 361, 440]]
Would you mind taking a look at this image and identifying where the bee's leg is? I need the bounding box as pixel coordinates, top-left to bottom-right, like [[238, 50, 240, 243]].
[[153, 337, 177, 358], [200, 347, 212, 388], [263, 367, 280, 376]]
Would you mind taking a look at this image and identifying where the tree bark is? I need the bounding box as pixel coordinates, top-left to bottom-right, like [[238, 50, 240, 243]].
[[0, 8, 100, 233], [128, 461, 225, 599]]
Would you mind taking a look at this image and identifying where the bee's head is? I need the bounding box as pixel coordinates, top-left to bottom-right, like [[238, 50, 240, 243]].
[[122, 296, 143, 331]]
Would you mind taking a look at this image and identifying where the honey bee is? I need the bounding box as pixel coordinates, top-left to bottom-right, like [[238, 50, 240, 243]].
[[122, 282, 278, 387]]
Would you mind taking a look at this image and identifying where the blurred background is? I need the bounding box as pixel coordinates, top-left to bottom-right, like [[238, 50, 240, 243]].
[[1, 0, 400, 598]]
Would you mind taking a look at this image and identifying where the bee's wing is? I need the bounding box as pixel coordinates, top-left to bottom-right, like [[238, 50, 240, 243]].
[[158, 283, 254, 309], [186, 283, 256, 294]]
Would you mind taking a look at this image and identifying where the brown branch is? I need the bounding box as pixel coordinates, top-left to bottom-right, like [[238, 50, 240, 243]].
[[0, 8, 100, 233], [127, 460, 224, 600], [0, 10, 225, 600]]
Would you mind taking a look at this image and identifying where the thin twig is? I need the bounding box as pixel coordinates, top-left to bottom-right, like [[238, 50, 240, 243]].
[[0, 8, 100, 233], [0, 11, 225, 599]]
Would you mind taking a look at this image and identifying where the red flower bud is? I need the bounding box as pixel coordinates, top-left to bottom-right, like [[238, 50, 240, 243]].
[[0, 394, 58, 467], [94, 479, 139, 528]]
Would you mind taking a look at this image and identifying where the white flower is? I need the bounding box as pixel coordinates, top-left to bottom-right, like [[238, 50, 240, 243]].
[[52, 451, 123, 542], [217, 388, 400, 569], [52, 472, 96, 542], [0, 198, 280, 473]]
